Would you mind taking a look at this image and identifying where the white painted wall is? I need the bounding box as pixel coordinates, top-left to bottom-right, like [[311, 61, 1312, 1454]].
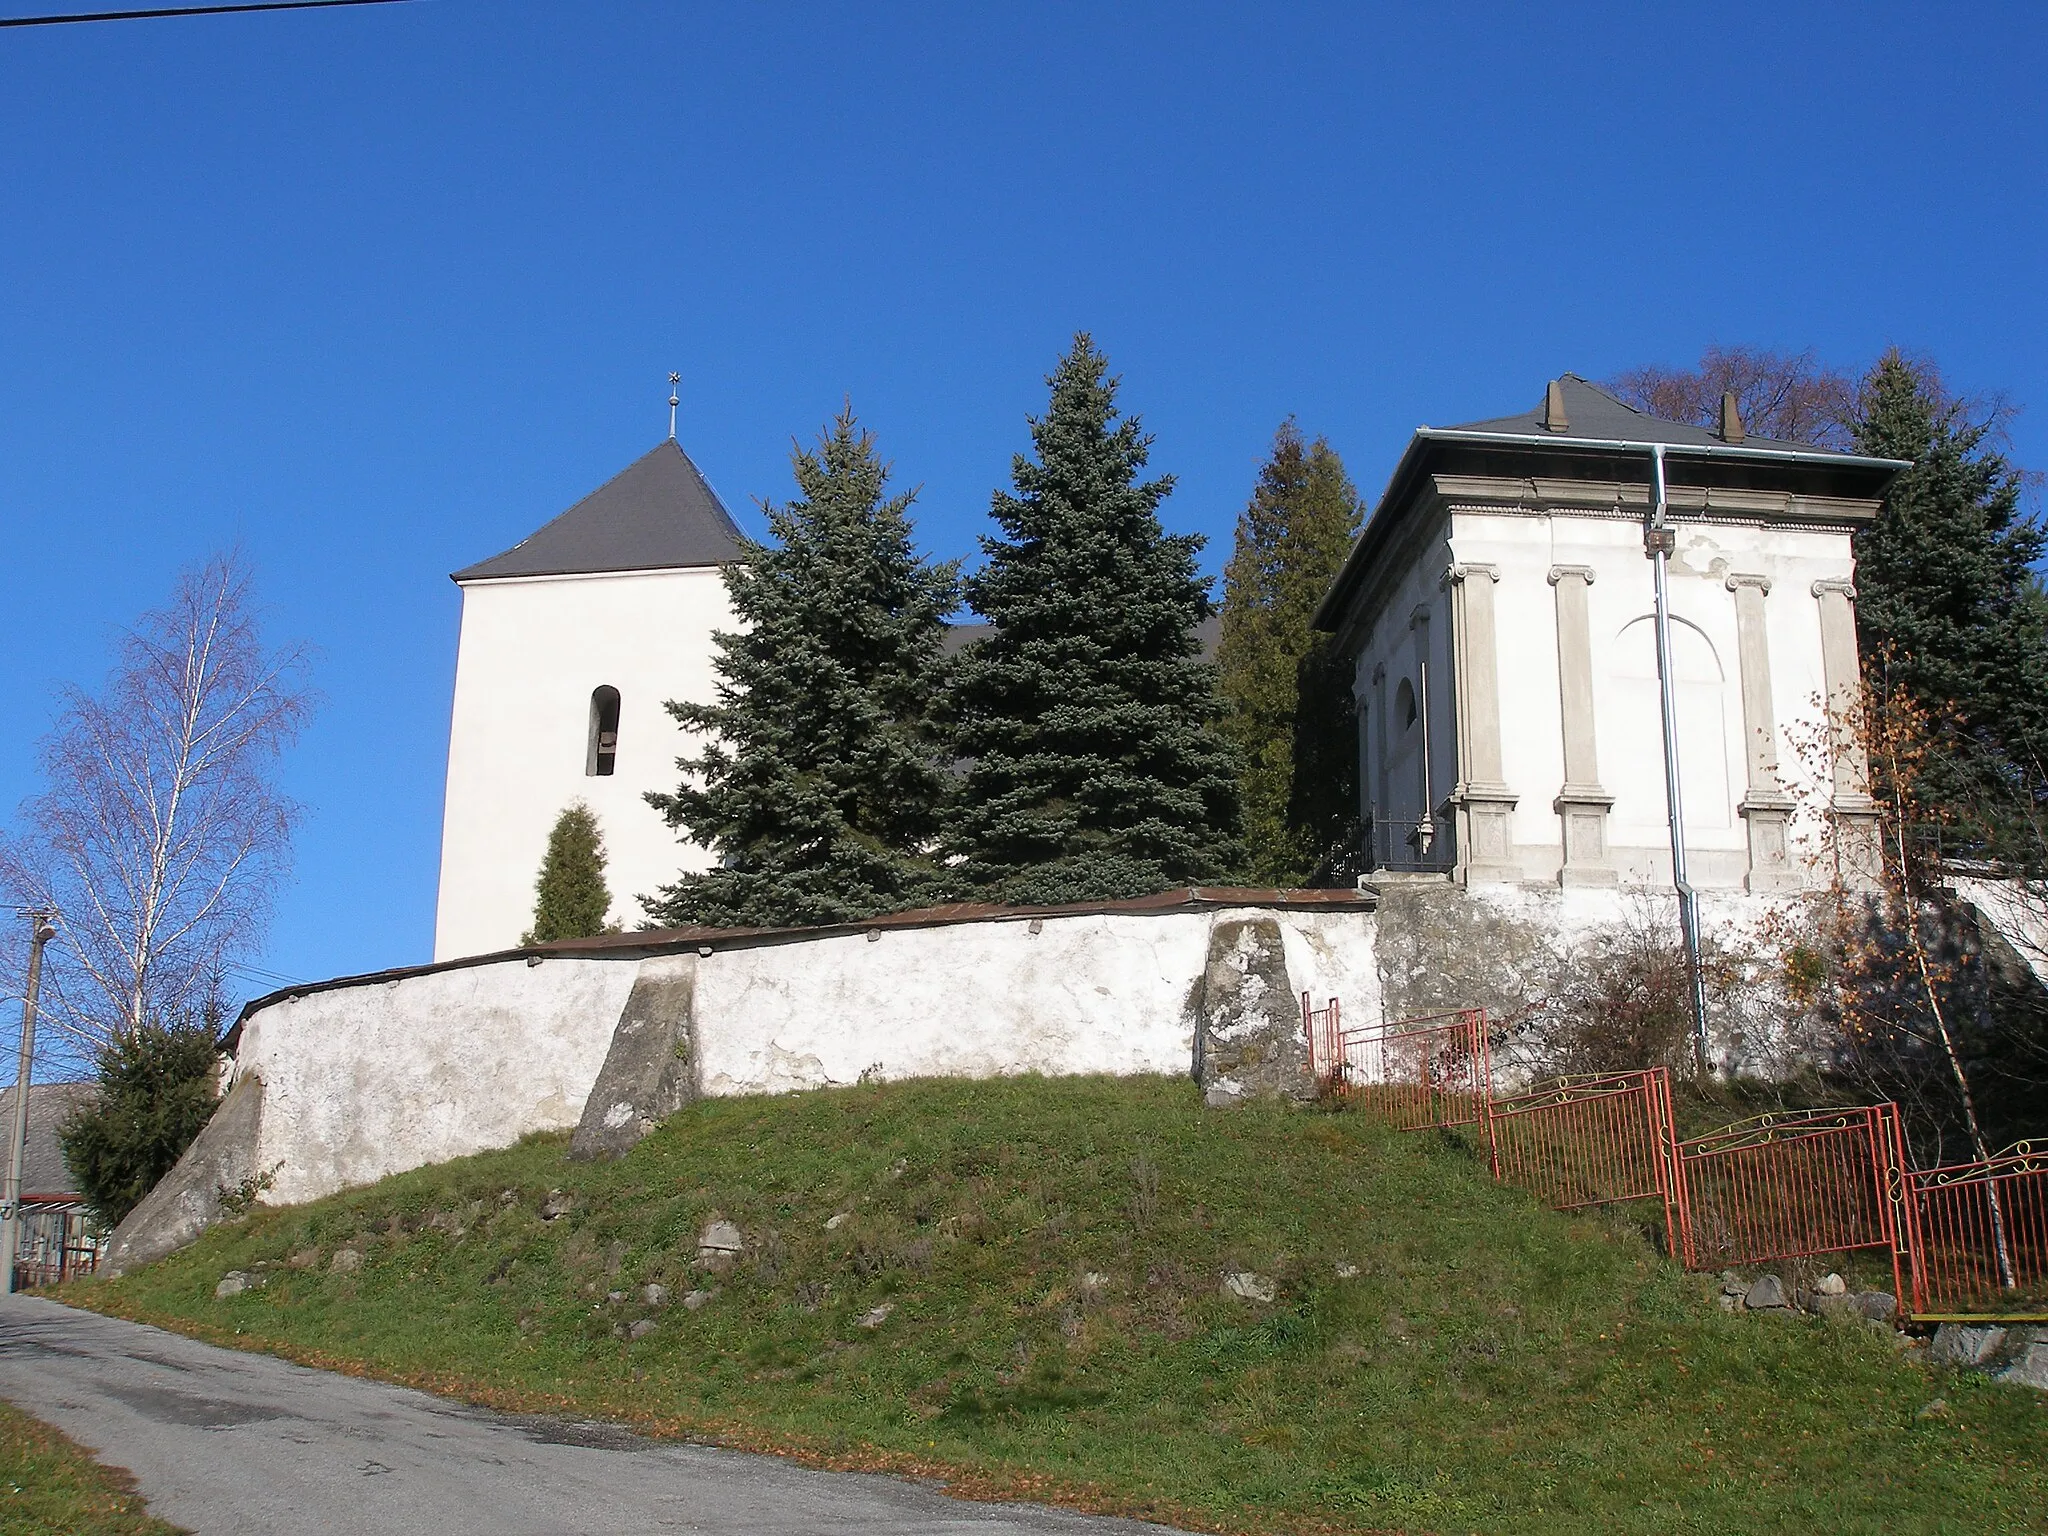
[[1351, 527, 1457, 855], [233, 957, 638, 1206], [435, 566, 734, 961], [1351, 498, 1856, 890], [1451, 508, 1850, 887], [232, 905, 1384, 1208]]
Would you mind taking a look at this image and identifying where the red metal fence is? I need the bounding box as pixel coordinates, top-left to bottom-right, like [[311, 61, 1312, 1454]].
[[1485, 1069, 1680, 1253], [1302, 993, 1340, 1087], [1303, 996, 1489, 1131], [1674, 1104, 1910, 1304], [1306, 996, 2043, 1322], [1906, 1144, 2048, 1319]]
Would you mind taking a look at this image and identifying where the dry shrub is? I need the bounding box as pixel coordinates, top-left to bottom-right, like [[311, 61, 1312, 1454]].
[[1534, 903, 1742, 1079]]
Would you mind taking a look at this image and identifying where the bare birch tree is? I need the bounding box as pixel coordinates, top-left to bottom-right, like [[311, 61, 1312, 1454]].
[[1, 553, 315, 1057], [1777, 663, 2019, 1286]]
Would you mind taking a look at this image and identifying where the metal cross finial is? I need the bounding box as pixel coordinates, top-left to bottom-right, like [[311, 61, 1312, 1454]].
[[667, 372, 681, 440]]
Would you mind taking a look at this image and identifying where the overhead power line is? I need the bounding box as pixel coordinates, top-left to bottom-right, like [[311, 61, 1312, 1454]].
[[1, 0, 409, 28]]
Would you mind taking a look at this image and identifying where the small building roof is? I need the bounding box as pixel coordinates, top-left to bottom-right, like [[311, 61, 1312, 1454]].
[[1445, 373, 1855, 455], [453, 439, 747, 583], [0, 1083, 95, 1203], [1313, 373, 1910, 634]]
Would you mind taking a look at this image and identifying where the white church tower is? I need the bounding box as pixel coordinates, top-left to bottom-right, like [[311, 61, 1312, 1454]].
[[433, 438, 742, 961]]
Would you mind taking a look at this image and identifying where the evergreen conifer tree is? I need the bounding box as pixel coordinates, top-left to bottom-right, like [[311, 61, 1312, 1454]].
[[945, 334, 1241, 903], [646, 409, 961, 927], [60, 1013, 221, 1230], [1216, 420, 1363, 883], [1852, 350, 2048, 845], [522, 801, 613, 943]]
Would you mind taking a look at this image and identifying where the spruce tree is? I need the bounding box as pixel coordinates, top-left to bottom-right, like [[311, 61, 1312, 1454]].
[[646, 409, 961, 927], [60, 1013, 221, 1230], [1852, 350, 2048, 848], [945, 334, 1241, 903], [523, 801, 613, 943], [1216, 420, 1363, 883]]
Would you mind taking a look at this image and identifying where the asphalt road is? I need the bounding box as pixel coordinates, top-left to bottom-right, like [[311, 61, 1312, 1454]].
[[0, 1296, 1180, 1535]]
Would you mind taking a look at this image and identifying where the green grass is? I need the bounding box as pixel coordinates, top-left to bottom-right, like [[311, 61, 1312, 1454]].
[[74, 1075, 2047, 1535], [0, 1400, 184, 1535]]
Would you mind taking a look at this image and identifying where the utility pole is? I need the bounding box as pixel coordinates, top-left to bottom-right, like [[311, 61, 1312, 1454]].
[[2, 910, 58, 1295]]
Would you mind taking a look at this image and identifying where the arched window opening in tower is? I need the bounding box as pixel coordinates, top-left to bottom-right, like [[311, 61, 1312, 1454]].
[[587, 686, 621, 776]]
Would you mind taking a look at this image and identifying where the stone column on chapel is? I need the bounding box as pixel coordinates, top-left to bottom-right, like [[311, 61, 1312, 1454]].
[[1725, 573, 1798, 892], [1813, 578, 1881, 890], [1446, 562, 1519, 884], [1547, 565, 1615, 886]]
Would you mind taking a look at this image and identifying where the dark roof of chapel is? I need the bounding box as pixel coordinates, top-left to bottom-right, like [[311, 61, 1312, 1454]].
[[1312, 373, 1912, 633], [453, 439, 747, 582], [1445, 373, 1854, 455]]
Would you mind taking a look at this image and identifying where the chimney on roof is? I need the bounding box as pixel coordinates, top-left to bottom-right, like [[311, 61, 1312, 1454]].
[[1717, 390, 1746, 444], [1541, 378, 1570, 433]]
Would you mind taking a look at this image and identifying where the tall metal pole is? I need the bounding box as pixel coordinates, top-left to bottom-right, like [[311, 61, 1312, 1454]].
[[1645, 447, 1712, 1077], [2, 911, 57, 1295]]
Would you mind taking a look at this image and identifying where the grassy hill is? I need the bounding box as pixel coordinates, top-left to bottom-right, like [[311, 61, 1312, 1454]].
[[75, 1075, 2046, 1534]]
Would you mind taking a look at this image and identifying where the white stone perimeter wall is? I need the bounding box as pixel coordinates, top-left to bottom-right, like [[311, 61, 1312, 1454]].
[[231, 905, 1384, 1209], [234, 958, 639, 1206]]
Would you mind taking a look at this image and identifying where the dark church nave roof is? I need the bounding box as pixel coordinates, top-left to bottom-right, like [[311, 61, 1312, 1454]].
[[454, 439, 747, 582]]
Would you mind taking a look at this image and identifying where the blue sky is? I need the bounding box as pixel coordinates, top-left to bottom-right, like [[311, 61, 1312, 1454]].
[[1, 0, 2043, 1014]]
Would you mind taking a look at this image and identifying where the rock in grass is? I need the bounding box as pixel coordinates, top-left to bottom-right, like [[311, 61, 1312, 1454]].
[[697, 1219, 744, 1269], [1931, 1323, 2007, 1368], [1995, 1339, 2048, 1391], [539, 1190, 575, 1222], [1857, 1291, 1898, 1323], [857, 1302, 895, 1329], [1743, 1275, 1789, 1310], [627, 1319, 658, 1341], [1814, 1272, 1847, 1296], [642, 1283, 670, 1308], [329, 1248, 363, 1274], [682, 1289, 715, 1311], [286, 1247, 321, 1270], [1334, 1262, 1360, 1280], [214, 1271, 260, 1298], [1221, 1271, 1275, 1303]]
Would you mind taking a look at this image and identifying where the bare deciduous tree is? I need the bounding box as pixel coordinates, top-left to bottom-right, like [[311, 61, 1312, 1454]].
[[1608, 344, 1859, 449], [1, 553, 315, 1057], [1775, 663, 2021, 1287]]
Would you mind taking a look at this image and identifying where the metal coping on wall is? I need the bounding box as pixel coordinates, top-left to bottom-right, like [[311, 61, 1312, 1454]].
[[221, 886, 1379, 1050]]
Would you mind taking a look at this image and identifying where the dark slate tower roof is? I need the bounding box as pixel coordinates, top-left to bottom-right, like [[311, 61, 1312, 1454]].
[[453, 439, 747, 582]]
